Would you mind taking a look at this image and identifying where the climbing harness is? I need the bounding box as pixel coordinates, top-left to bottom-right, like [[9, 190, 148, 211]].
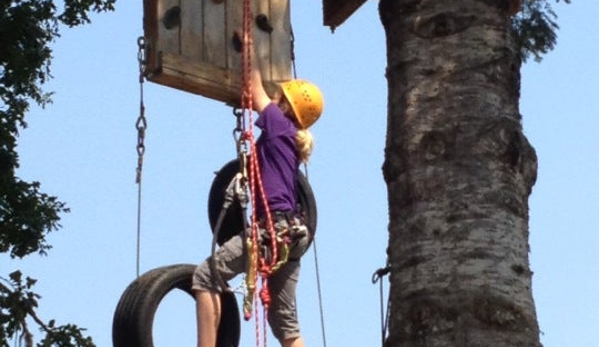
[[134, 36, 148, 278], [372, 265, 391, 347]]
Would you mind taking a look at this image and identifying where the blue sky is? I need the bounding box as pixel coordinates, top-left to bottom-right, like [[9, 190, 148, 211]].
[[3, 1, 597, 347]]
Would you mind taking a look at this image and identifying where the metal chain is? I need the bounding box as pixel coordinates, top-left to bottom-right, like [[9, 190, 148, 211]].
[[135, 36, 148, 278], [232, 108, 249, 180], [136, 36, 148, 185], [232, 108, 246, 155]]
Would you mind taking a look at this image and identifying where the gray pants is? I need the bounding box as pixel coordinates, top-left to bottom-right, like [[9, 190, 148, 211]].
[[192, 217, 311, 342]]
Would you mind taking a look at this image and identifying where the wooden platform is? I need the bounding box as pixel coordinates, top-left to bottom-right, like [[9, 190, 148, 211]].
[[142, 0, 367, 105], [143, 0, 292, 106]]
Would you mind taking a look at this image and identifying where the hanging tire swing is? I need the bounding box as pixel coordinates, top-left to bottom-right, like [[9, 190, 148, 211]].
[[112, 264, 240, 347], [208, 158, 318, 247]]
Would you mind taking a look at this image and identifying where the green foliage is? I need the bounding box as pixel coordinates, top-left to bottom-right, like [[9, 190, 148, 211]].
[[0, 180, 68, 258], [37, 324, 95, 347], [512, 0, 572, 62], [0, 271, 94, 347], [0, 271, 40, 347], [1, 0, 115, 259], [1, 2, 115, 346], [59, 0, 116, 26]]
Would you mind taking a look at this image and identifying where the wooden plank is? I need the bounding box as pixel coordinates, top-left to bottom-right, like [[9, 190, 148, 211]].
[[204, 0, 226, 66], [323, 0, 367, 29], [225, 0, 243, 73], [269, 0, 292, 89], [148, 53, 241, 106], [143, 0, 160, 74], [142, 0, 292, 105], [157, 0, 181, 54], [254, 0, 271, 83], [180, 0, 203, 60]]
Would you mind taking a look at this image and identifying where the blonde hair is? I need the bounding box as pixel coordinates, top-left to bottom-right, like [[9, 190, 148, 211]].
[[276, 91, 314, 163], [295, 129, 314, 163]]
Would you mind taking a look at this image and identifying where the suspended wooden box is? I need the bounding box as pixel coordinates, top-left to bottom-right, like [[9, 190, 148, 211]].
[[143, 0, 292, 106], [142, 0, 366, 106]]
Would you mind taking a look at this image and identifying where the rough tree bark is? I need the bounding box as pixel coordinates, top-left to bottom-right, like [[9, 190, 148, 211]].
[[379, 0, 540, 346]]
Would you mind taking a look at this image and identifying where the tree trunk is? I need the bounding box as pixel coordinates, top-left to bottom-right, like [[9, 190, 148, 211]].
[[379, 1, 540, 346]]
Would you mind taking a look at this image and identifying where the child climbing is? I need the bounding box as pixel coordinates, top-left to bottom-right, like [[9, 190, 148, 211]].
[[191, 30, 324, 347]]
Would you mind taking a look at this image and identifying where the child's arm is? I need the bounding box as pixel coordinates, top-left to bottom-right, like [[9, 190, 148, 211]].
[[241, 33, 271, 113]]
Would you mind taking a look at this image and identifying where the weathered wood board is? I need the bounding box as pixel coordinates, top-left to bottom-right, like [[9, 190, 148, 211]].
[[143, 0, 292, 106]]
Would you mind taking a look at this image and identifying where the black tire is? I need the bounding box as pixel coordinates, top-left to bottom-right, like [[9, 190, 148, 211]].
[[208, 158, 318, 245], [207, 160, 247, 245], [112, 264, 240, 347]]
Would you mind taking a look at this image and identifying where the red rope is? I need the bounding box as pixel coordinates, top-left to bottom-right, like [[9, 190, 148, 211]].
[[240, 0, 282, 345]]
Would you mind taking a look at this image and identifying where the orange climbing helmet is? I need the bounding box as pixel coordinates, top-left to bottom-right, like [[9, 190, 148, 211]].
[[280, 79, 324, 129]]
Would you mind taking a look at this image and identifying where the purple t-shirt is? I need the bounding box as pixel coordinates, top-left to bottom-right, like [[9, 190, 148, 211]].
[[254, 103, 298, 216]]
